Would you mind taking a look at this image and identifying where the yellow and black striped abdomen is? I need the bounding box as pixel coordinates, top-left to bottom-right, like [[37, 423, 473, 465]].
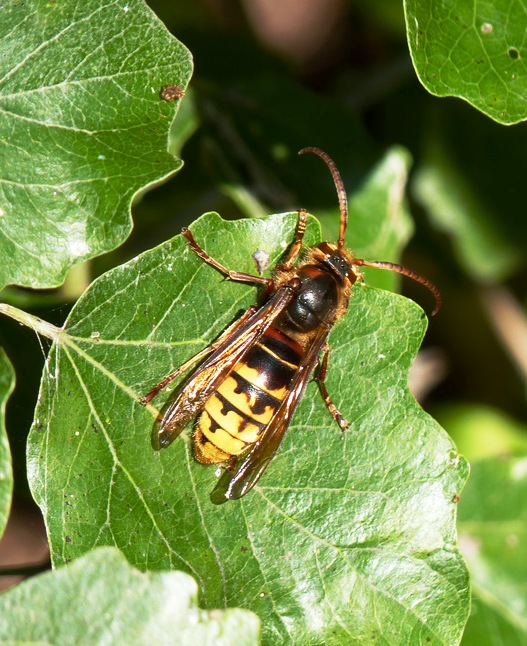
[[194, 327, 302, 463]]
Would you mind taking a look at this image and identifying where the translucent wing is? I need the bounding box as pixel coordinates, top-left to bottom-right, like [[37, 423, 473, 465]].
[[210, 325, 331, 503], [155, 286, 296, 448]]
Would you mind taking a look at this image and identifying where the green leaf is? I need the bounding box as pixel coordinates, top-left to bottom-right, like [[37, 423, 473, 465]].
[[405, 0, 527, 124], [347, 146, 414, 292], [0, 546, 260, 644], [458, 456, 527, 644], [412, 108, 527, 282], [0, 0, 193, 290], [0, 349, 14, 538], [437, 403, 527, 461], [25, 213, 469, 644]]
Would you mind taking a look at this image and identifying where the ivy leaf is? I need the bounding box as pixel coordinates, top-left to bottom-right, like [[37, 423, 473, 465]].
[[0, 546, 260, 644], [0, 0, 193, 290], [405, 0, 527, 124], [23, 213, 469, 644], [0, 349, 14, 539], [458, 456, 527, 645]]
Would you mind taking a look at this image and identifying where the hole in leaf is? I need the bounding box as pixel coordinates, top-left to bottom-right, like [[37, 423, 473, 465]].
[[508, 47, 519, 60]]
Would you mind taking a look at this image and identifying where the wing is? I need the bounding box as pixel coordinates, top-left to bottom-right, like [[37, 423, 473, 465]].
[[155, 285, 296, 449], [210, 324, 331, 504]]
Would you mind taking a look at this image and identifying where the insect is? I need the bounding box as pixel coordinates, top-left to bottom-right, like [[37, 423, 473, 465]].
[[143, 147, 441, 504], [159, 84, 185, 101]]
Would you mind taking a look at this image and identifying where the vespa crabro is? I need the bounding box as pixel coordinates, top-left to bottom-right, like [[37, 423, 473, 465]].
[[143, 148, 441, 504]]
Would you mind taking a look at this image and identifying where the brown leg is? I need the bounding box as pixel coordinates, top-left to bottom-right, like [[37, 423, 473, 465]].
[[317, 345, 349, 430], [141, 346, 213, 405], [141, 306, 258, 405], [279, 209, 308, 271], [182, 228, 272, 287]]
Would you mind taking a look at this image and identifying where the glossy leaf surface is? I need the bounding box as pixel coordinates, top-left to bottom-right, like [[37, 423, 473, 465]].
[[0, 546, 260, 645], [0, 0, 193, 289], [405, 0, 527, 124], [26, 212, 469, 644]]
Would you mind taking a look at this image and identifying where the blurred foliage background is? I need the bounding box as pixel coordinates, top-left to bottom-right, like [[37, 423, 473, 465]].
[[0, 0, 526, 643]]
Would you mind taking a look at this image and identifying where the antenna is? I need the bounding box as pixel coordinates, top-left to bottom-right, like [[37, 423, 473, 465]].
[[299, 147, 441, 315], [354, 258, 442, 315], [298, 147, 348, 250]]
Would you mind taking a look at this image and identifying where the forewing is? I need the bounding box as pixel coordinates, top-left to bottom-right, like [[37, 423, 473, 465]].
[[210, 325, 331, 503], [155, 286, 296, 448]]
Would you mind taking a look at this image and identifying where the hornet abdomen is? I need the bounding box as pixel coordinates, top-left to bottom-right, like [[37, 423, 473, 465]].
[[194, 326, 302, 463]]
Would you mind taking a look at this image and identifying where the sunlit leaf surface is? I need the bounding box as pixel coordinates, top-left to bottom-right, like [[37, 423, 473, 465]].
[[27, 213, 469, 644]]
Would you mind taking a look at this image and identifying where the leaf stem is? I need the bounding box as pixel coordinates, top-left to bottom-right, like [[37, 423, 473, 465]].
[[0, 303, 63, 342]]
